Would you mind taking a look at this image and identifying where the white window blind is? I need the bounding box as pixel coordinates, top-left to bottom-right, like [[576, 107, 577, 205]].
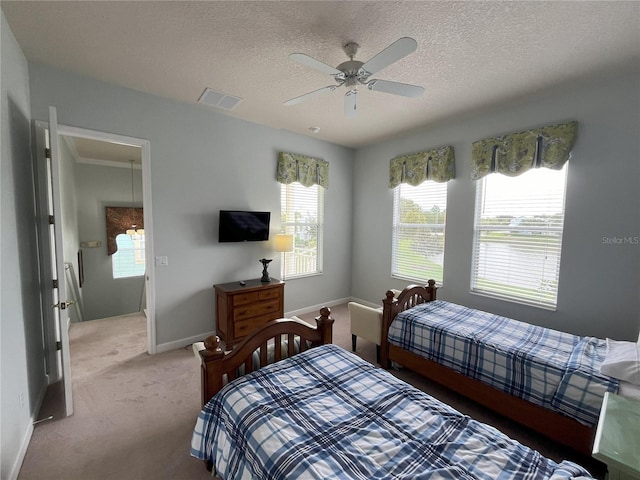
[[280, 183, 324, 278], [471, 165, 568, 309], [112, 233, 146, 279], [392, 181, 447, 284]]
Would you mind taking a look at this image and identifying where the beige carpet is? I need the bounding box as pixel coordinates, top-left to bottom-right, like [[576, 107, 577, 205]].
[[20, 313, 211, 480], [19, 305, 605, 479]]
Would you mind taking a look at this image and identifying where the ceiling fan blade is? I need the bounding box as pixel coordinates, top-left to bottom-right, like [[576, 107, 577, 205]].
[[344, 90, 357, 118], [284, 85, 337, 106], [359, 37, 418, 77], [367, 79, 424, 98], [289, 53, 343, 77]]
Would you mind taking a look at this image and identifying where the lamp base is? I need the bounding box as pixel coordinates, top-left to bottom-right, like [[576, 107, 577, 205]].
[[259, 258, 272, 283]]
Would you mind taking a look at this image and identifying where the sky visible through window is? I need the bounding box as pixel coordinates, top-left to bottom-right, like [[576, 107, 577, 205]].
[[480, 166, 567, 217], [112, 233, 146, 278]]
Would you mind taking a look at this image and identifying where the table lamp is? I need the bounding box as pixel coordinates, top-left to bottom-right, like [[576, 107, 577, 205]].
[[274, 234, 294, 281]]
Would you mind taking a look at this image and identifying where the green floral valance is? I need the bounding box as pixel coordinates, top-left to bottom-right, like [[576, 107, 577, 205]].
[[389, 145, 455, 189], [471, 121, 578, 181], [277, 152, 328, 189]]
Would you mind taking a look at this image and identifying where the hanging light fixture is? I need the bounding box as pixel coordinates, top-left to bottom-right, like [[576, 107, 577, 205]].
[[126, 159, 144, 238]]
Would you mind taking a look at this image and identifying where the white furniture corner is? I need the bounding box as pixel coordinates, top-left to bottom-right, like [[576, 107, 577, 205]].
[[348, 302, 383, 362], [592, 392, 640, 480], [349, 290, 402, 364], [193, 342, 205, 364]]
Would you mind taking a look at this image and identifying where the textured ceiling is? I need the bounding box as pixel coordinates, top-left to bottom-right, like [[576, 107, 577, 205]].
[[3, 1, 639, 148]]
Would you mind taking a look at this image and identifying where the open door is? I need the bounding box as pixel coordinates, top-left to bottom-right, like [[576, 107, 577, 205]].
[[47, 106, 74, 416]]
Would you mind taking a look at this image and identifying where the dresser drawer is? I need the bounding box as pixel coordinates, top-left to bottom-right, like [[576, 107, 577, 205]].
[[233, 299, 280, 321], [234, 313, 280, 338], [233, 287, 281, 306], [258, 288, 280, 301], [233, 292, 259, 306]]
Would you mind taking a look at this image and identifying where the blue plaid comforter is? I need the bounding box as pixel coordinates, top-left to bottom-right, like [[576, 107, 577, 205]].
[[388, 301, 618, 426], [191, 344, 594, 479]]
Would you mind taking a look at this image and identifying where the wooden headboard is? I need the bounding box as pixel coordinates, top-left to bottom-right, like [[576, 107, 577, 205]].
[[380, 280, 437, 368], [198, 308, 334, 405]]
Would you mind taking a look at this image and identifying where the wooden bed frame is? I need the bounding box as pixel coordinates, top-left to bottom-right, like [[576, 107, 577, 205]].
[[379, 282, 596, 456], [198, 307, 334, 406]]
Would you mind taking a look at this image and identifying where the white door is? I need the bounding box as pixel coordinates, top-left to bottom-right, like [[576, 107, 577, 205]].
[[48, 106, 74, 416]]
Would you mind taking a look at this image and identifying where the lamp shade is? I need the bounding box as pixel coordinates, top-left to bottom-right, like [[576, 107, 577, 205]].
[[274, 234, 294, 252]]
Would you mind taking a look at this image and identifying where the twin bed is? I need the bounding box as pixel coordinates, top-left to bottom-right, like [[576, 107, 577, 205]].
[[191, 300, 604, 479], [379, 282, 619, 456]]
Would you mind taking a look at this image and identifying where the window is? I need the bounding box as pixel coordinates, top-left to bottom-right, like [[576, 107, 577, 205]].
[[392, 181, 447, 284], [280, 182, 324, 278], [112, 233, 146, 279], [471, 165, 568, 309]]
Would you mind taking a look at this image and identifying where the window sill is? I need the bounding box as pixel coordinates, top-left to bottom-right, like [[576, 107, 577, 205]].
[[391, 274, 442, 288], [282, 272, 322, 281], [469, 289, 557, 312]]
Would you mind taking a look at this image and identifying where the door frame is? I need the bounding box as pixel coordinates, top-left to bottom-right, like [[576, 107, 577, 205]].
[[34, 120, 156, 361]]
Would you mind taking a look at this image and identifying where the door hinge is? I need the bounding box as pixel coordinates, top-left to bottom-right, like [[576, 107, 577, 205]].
[[53, 279, 58, 288], [49, 215, 55, 225], [45, 148, 51, 159], [56, 341, 62, 351]]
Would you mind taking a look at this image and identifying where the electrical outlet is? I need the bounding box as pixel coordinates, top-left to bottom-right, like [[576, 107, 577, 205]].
[[19, 392, 24, 410], [155, 256, 168, 267]]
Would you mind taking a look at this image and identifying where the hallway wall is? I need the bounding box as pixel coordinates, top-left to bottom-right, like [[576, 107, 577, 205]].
[[1, 12, 47, 479], [76, 162, 145, 320]]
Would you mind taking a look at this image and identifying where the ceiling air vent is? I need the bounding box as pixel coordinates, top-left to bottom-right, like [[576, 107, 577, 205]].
[[198, 88, 243, 111]]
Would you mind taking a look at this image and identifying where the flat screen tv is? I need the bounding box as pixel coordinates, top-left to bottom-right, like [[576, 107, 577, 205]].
[[218, 210, 271, 243]]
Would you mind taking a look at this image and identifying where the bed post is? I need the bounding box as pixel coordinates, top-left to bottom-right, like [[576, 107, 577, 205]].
[[380, 290, 396, 369], [315, 306, 334, 345], [199, 335, 225, 406], [426, 279, 437, 300]]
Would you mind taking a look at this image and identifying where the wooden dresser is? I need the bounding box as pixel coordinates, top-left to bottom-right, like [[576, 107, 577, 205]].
[[214, 278, 284, 346]]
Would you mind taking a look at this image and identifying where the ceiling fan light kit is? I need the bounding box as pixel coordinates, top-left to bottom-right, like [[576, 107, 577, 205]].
[[284, 37, 425, 117]]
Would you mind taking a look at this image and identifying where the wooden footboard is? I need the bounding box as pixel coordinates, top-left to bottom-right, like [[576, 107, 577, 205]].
[[379, 282, 595, 456], [199, 307, 334, 405]]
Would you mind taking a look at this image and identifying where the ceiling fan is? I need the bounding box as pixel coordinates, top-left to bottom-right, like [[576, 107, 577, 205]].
[[284, 37, 424, 118]]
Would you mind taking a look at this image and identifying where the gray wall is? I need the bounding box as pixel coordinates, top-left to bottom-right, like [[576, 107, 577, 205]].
[[352, 66, 640, 341], [1, 12, 47, 480], [28, 62, 355, 348], [75, 163, 145, 320]]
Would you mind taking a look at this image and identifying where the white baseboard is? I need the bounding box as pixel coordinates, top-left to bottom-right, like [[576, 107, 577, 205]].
[[154, 296, 361, 353], [285, 296, 351, 318], [8, 421, 34, 480], [348, 296, 382, 309], [155, 330, 215, 354], [8, 375, 48, 480]]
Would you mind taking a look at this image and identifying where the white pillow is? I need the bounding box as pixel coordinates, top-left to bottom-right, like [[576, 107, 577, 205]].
[[600, 339, 640, 385]]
